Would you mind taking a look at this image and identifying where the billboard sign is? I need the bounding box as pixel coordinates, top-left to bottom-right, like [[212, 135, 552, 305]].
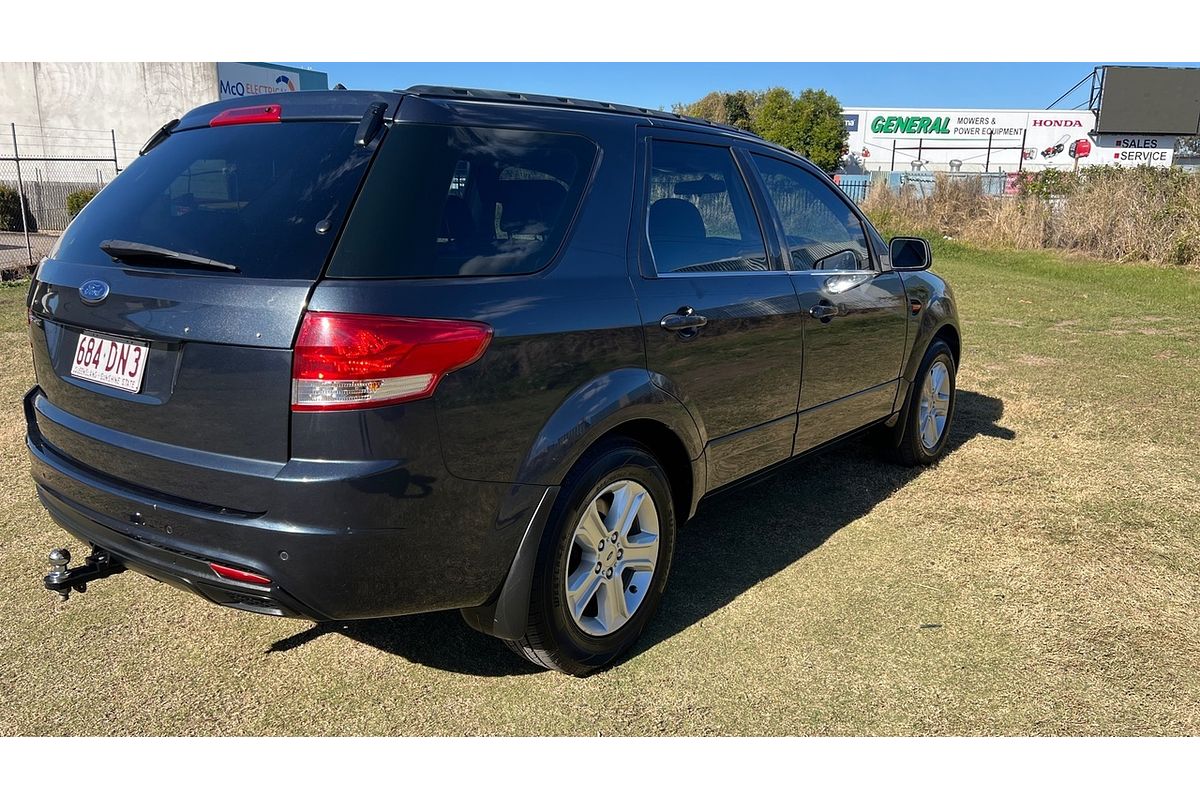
[[217, 63, 302, 100], [843, 107, 1176, 172], [1096, 66, 1200, 135]]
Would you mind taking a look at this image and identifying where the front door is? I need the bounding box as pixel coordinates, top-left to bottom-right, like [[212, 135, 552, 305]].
[[633, 133, 804, 490], [746, 153, 909, 454]]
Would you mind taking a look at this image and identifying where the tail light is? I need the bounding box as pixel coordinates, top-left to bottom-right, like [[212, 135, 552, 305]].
[[210, 104, 282, 127], [291, 312, 493, 412]]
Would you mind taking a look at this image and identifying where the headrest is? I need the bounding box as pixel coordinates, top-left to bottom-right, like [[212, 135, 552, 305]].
[[649, 198, 706, 241]]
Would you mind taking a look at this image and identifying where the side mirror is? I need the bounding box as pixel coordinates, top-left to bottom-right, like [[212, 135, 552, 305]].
[[889, 237, 932, 271]]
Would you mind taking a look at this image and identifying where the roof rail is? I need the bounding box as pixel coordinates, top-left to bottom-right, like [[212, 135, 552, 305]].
[[398, 85, 763, 139]]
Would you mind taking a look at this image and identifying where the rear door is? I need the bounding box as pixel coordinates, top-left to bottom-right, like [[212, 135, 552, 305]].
[[745, 152, 909, 453], [27, 105, 382, 505], [632, 130, 803, 490]]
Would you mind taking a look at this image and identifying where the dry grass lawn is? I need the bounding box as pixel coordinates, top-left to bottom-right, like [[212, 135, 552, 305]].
[[1, 242, 1198, 735]]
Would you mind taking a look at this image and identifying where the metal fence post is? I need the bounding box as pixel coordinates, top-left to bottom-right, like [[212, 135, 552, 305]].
[[11, 123, 32, 267], [111, 129, 119, 172]]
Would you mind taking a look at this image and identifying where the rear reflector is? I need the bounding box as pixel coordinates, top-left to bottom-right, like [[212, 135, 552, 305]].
[[210, 105, 282, 127], [291, 312, 493, 411], [209, 563, 272, 586]]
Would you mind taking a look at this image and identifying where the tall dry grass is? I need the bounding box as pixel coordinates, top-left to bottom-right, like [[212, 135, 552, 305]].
[[860, 167, 1200, 266]]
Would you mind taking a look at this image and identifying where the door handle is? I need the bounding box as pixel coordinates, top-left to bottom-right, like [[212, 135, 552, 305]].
[[660, 309, 709, 333], [809, 303, 839, 321]]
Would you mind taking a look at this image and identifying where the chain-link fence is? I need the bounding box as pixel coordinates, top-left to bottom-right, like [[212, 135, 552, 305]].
[[1, 123, 121, 279], [835, 171, 1014, 204]]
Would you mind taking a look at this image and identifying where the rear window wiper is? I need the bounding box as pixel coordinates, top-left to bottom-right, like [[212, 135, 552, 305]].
[[99, 240, 241, 272]]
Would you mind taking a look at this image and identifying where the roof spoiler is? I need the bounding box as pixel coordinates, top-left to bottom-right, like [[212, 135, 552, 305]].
[[138, 118, 180, 156]]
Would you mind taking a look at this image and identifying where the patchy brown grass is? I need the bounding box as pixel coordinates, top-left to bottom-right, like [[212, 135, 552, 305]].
[[0, 246, 1198, 735]]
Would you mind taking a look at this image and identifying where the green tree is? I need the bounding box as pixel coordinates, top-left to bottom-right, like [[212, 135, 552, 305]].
[[752, 87, 848, 172], [675, 86, 848, 171], [752, 87, 803, 150], [722, 90, 757, 131], [793, 89, 848, 173], [674, 89, 759, 131], [673, 91, 727, 123]]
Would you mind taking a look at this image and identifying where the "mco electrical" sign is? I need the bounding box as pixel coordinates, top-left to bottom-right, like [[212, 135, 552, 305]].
[[217, 63, 301, 100]]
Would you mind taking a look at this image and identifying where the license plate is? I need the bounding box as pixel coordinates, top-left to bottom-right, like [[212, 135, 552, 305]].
[[70, 332, 148, 394]]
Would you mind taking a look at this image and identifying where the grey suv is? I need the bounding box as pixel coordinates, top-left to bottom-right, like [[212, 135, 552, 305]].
[[26, 86, 960, 675]]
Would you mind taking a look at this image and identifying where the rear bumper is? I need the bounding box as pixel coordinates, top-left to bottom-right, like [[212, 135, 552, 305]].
[[25, 387, 549, 620], [36, 481, 321, 617]]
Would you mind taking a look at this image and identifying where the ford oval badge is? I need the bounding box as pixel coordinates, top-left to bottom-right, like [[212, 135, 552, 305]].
[[79, 280, 110, 305]]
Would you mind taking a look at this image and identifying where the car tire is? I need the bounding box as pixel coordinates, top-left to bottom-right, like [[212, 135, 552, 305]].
[[894, 340, 957, 467], [506, 437, 677, 676]]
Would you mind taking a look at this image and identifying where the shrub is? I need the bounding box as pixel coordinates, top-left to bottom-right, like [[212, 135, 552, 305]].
[[0, 184, 38, 233], [67, 188, 98, 219], [1018, 168, 1079, 199], [1050, 165, 1200, 264], [859, 166, 1200, 266]]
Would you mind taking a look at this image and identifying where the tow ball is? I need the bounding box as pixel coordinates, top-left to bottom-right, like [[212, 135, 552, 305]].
[[43, 547, 126, 601]]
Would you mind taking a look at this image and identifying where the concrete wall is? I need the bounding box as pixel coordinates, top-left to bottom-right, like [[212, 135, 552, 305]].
[[0, 62, 218, 167]]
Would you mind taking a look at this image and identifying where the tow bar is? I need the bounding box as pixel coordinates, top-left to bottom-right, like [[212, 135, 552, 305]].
[[43, 547, 126, 601]]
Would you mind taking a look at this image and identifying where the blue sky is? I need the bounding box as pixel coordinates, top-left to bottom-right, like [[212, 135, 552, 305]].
[[287, 63, 1200, 111]]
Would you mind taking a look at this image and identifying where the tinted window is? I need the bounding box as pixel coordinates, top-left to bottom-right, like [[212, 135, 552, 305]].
[[54, 122, 373, 280], [329, 124, 597, 278], [647, 140, 770, 274], [752, 155, 871, 271]]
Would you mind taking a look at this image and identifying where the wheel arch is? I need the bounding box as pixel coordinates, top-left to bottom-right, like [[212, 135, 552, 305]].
[[890, 321, 961, 449], [464, 370, 705, 641], [933, 322, 961, 369], [588, 418, 698, 525], [513, 367, 705, 514], [900, 283, 961, 387]]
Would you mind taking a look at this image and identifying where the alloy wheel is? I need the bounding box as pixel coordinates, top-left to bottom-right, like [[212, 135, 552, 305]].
[[918, 360, 951, 450], [563, 479, 660, 636]]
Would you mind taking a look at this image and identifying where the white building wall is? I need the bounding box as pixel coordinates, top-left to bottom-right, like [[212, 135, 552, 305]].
[[0, 62, 218, 167]]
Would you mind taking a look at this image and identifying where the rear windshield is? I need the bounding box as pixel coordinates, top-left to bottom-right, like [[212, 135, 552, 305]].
[[328, 124, 597, 278], [53, 122, 373, 280]]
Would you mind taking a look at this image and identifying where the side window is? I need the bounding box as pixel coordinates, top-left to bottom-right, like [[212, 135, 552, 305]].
[[751, 155, 871, 271], [330, 125, 597, 278], [646, 140, 771, 274]]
